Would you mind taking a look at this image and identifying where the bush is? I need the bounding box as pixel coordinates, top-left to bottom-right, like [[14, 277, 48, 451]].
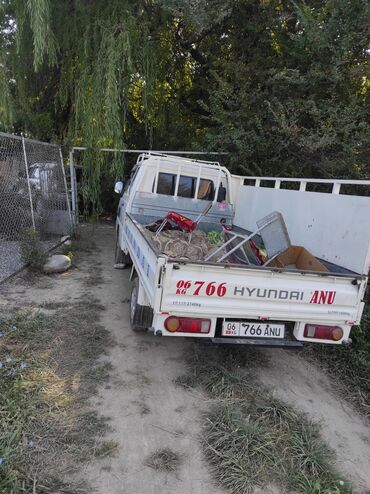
[[20, 228, 46, 271]]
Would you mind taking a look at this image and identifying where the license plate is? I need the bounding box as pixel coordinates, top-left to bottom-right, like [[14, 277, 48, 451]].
[[222, 320, 285, 339]]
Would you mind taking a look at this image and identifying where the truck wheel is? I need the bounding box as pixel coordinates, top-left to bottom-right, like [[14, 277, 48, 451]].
[[130, 278, 147, 332], [114, 230, 131, 269]]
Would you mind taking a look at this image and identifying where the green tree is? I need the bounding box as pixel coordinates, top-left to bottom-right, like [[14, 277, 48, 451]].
[[200, 0, 370, 178]]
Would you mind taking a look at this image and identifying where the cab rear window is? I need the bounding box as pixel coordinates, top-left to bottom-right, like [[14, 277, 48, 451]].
[[156, 173, 175, 195], [156, 173, 214, 200]]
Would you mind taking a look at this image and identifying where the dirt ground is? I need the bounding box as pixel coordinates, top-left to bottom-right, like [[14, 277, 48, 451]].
[[2, 223, 370, 494]]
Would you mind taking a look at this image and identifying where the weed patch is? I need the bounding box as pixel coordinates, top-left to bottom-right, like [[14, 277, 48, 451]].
[[0, 299, 114, 493], [178, 345, 352, 494], [144, 448, 182, 473], [20, 228, 46, 271], [93, 440, 119, 458], [60, 231, 97, 270]]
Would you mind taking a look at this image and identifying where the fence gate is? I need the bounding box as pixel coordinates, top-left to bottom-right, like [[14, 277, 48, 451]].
[[0, 131, 73, 281]]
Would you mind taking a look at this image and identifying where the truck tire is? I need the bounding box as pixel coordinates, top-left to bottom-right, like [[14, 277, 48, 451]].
[[130, 278, 148, 332], [114, 230, 131, 269]]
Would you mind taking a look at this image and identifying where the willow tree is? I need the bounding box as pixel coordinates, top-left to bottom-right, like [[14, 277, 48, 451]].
[[0, 0, 14, 128], [1, 0, 207, 211]]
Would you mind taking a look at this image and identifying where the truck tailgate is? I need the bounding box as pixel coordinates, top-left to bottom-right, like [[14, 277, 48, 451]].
[[160, 262, 362, 324]]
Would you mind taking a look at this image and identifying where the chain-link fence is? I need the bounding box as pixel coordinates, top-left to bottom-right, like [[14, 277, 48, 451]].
[[0, 131, 73, 281]]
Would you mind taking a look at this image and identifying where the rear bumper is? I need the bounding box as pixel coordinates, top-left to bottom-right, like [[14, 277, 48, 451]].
[[210, 337, 304, 348]]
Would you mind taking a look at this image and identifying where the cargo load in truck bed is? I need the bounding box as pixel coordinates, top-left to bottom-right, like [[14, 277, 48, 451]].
[[139, 215, 355, 276], [268, 245, 328, 272]]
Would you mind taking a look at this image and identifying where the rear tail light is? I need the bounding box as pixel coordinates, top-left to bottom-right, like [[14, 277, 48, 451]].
[[164, 316, 211, 334], [304, 324, 343, 341]]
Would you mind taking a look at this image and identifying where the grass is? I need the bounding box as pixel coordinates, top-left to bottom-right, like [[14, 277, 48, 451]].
[[304, 296, 370, 419], [0, 298, 115, 493], [176, 345, 352, 494], [61, 232, 97, 271], [144, 448, 182, 473], [94, 440, 119, 458], [61, 232, 96, 256]]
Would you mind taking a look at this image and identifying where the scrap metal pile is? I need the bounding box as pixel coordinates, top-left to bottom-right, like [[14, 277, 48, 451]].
[[145, 229, 225, 262], [144, 208, 327, 272]]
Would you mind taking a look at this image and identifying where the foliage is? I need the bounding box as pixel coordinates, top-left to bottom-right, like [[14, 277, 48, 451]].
[[0, 0, 13, 128], [207, 230, 223, 245], [1, 0, 203, 210], [1, 1, 369, 207], [20, 227, 46, 271], [200, 1, 370, 177]]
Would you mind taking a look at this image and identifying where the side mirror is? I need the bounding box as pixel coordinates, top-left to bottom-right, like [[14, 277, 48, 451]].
[[114, 181, 124, 195]]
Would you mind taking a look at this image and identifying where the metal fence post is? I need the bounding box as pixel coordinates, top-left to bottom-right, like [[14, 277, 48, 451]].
[[21, 135, 36, 230], [58, 147, 74, 232], [69, 150, 78, 225]]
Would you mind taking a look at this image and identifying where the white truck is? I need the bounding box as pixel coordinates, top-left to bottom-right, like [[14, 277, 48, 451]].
[[114, 152, 370, 347]]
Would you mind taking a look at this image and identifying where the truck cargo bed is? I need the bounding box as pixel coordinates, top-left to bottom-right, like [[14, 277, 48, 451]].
[[132, 214, 360, 279]]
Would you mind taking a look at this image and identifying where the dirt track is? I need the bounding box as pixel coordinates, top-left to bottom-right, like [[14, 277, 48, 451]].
[[2, 224, 370, 493]]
